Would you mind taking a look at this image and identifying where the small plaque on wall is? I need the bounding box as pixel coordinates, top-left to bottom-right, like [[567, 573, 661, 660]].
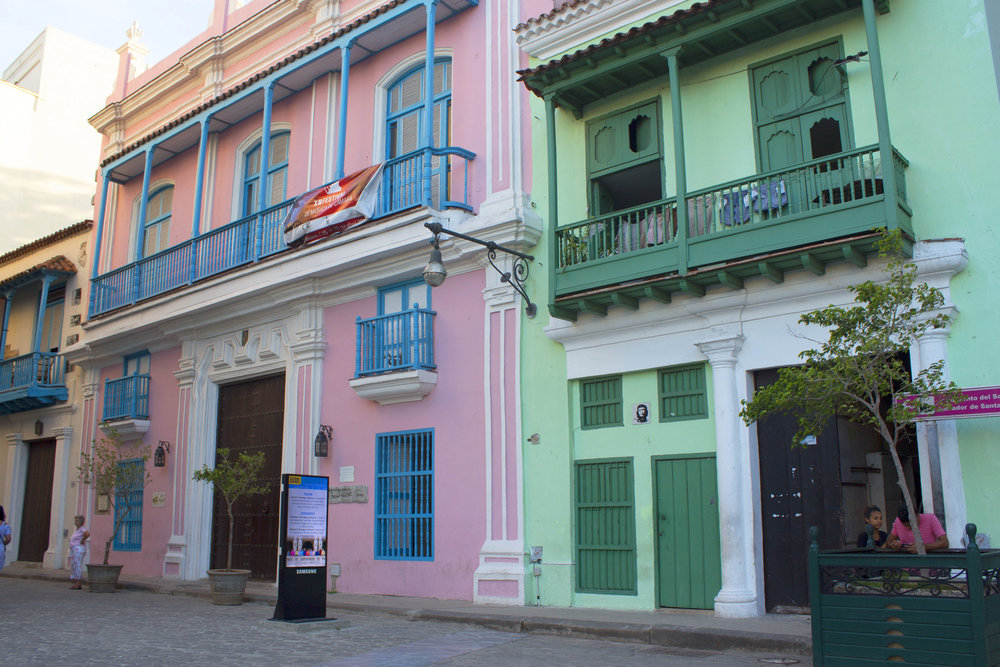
[[152, 492, 166, 507], [95, 494, 110, 514], [329, 485, 368, 504]]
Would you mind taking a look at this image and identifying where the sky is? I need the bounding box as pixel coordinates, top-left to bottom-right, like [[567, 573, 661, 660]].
[[0, 0, 216, 70]]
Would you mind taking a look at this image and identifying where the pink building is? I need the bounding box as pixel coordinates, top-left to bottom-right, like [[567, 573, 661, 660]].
[[70, 0, 543, 603]]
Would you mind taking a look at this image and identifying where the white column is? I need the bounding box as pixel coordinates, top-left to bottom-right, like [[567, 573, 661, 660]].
[[5, 432, 26, 563], [43, 426, 73, 569], [696, 335, 762, 618], [914, 314, 966, 545]]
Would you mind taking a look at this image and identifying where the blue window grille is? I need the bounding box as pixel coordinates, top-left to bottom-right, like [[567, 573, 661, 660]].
[[375, 429, 433, 560], [142, 186, 173, 258], [384, 60, 451, 211], [243, 132, 290, 216], [103, 352, 150, 421], [113, 458, 144, 552]]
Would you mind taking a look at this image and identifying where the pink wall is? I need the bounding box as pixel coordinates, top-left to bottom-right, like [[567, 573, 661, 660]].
[[317, 268, 488, 600], [87, 345, 181, 572]]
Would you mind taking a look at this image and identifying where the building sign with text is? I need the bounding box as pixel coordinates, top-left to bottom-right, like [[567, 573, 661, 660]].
[[284, 475, 329, 568], [916, 386, 1000, 420]]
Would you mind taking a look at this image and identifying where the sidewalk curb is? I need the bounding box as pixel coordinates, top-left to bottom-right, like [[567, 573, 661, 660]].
[[2, 569, 811, 656]]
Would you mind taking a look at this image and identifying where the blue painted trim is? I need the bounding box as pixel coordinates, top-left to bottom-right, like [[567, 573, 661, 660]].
[[377, 279, 430, 315], [192, 117, 211, 237], [113, 458, 144, 552], [91, 173, 111, 282], [135, 148, 154, 262], [123, 350, 150, 376], [31, 275, 55, 355], [254, 84, 275, 260], [422, 1, 437, 207], [142, 185, 173, 257], [0, 290, 12, 354], [374, 427, 434, 561], [335, 42, 353, 180]]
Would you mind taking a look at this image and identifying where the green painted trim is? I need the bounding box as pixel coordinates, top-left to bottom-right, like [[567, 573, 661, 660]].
[[657, 363, 709, 423], [862, 0, 899, 232], [667, 50, 688, 276], [580, 374, 624, 430]]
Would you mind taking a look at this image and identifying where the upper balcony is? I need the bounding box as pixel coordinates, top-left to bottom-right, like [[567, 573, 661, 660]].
[[0, 352, 67, 414], [88, 147, 473, 319]]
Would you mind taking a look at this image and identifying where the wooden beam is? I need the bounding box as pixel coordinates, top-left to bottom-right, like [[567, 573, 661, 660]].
[[802, 253, 825, 275], [842, 245, 867, 267], [611, 293, 640, 310], [579, 299, 608, 316], [718, 270, 744, 290], [678, 280, 706, 297], [758, 261, 784, 283], [727, 28, 747, 45], [760, 17, 780, 34], [643, 286, 672, 303], [674, 23, 687, 35], [549, 304, 578, 322]]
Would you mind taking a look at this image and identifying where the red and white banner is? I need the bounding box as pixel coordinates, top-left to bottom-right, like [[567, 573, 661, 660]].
[[282, 163, 384, 248]]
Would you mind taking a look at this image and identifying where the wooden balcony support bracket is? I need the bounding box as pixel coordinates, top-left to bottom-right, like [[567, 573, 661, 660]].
[[678, 280, 705, 297], [842, 245, 867, 267], [718, 270, 743, 291], [801, 253, 826, 276], [643, 286, 672, 304], [610, 293, 639, 310], [548, 304, 578, 322], [579, 299, 608, 317], [756, 261, 783, 283]]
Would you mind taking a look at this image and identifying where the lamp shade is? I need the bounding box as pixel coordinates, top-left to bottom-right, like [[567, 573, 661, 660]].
[[423, 246, 447, 287]]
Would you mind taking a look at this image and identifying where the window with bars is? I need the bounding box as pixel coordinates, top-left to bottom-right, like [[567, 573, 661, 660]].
[[375, 429, 433, 560], [658, 364, 708, 422], [575, 458, 637, 595], [113, 458, 144, 552], [580, 375, 623, 429]]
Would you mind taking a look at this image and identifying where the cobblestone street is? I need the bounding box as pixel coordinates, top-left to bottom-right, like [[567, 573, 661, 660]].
[[1, 579, 806, 665]]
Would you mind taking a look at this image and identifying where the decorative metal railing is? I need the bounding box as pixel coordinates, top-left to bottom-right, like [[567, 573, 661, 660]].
[[355, 308, 436, 378], [103, 374, 150, 421], [89, 147, 474, 318], [555, 145, 901, 270], [0, 352, 65, 392]]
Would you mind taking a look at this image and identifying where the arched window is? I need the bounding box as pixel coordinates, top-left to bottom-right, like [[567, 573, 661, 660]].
[[385, 60, 451, 209], [143, 186, 173, 257], [242, 131, 290, 216]]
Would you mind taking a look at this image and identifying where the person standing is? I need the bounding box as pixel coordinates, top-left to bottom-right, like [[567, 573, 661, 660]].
[[0, 505, 12, 570], [68, 515, 89, 589]]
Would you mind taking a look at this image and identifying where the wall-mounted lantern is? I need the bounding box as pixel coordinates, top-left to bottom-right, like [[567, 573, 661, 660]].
[[315, 425, 333, 458], [154, 441, 170, 467]]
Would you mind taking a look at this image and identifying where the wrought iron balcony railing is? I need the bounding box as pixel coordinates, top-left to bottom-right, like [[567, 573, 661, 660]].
[[355, 307, 436, 378], [103, 374, 150, 421]]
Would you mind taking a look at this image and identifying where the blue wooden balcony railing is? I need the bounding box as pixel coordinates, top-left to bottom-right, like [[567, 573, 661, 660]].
[[0, 352, 67, 414], [90, 146, 475, 318], [355, 307, 436, 378], [553, 145, 911, 296], [103, 374, 150, 421]]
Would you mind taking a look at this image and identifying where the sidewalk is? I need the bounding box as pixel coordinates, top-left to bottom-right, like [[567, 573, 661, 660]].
[[1, 563, 811, 657]]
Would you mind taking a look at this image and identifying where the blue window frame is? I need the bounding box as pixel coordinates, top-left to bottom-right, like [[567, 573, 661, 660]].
[[104, 351, 151, 421], [375, 428, 433, 560], [142, 186, 173, 257], [378, 279, 430, 316], [113, 458, 144, 552], [385, 60, 451, 208], [242, 131, 290, 216]]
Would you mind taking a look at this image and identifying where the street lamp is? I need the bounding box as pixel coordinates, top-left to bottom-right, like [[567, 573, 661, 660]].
[[422, 222, 536, 317], [314, 425, 332, 458]]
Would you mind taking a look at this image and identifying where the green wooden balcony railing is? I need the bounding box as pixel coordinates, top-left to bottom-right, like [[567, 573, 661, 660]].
[[554, 145, 911, 298]]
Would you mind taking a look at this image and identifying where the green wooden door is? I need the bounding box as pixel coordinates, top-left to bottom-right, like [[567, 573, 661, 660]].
[[575, 458, 637, 594], [654, 456, 721, 609]]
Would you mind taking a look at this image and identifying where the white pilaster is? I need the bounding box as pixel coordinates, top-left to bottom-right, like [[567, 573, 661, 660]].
[[696, 335, 762, 618], [43, 426, 73, 570]]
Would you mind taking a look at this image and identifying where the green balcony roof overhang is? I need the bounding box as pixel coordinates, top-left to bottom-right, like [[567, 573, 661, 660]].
[[519, 0, 887, 117]]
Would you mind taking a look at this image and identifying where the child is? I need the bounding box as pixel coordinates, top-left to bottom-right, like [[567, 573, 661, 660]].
[[856, 505, 888, 548]]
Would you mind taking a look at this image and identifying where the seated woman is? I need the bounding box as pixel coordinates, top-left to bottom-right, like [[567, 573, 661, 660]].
[[888, 504, 949, 553]]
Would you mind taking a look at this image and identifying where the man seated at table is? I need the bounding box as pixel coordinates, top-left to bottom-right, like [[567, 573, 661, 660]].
[[888, 503, 949, 553]]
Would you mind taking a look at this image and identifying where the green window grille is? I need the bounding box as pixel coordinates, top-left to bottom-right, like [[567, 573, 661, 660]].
[[575, 458, 637, 595], [580, 375, 623, 429], [659, 364, 708, 422]]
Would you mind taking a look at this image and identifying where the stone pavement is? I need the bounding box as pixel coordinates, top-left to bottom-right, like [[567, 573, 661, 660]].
[[0, 562, 811, 658]]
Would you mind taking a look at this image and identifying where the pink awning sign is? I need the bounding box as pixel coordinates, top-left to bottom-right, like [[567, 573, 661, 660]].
[[913, 386, 1000, 420]]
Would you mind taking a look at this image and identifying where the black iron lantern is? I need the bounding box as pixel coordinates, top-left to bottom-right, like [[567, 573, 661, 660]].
[[314, 425, 332, 457], [154, 441, 169, 467]]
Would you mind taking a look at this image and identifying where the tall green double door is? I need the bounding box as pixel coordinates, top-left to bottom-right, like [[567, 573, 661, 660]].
[[653, 455, 722, 610]]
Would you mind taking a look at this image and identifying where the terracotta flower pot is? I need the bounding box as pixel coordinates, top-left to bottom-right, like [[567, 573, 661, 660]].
[[207, 569, 251, 605]]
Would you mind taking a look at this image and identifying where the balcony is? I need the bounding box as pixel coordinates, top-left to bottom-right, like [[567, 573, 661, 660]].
[[550, 146, 912, 317], [100, 374, 151, 439], [0, 352, 67, 414], [349, 307, 437, 405], [89, 147, 474, 318]]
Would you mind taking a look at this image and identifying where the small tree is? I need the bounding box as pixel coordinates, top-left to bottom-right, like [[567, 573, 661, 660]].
[[192, 448, 267, 571], [739, 232, 964, 555], [77, 429, 153, 565]]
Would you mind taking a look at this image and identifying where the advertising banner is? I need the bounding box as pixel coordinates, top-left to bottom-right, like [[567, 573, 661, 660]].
[[282, 163, 384, 248]]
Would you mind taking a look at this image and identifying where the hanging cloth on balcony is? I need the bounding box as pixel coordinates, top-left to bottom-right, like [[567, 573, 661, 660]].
[[282, 163, 385, 248]]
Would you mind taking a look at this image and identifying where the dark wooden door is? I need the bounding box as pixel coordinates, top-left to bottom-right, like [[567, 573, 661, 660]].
[[754, 369, 843, 611], [19, 439, 56, 562], [211, 374, 284, 579]]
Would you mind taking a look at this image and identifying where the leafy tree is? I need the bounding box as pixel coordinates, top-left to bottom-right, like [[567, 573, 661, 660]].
[[77, 429, 152, 565], [739, 232, 963, 555], [192, 448, 267, 571]]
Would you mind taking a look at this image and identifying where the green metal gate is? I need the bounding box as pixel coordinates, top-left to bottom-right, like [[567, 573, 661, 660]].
[[654, 455, 721, 609]]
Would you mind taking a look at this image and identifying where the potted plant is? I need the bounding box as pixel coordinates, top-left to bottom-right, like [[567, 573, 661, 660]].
[[76, 428, 152, 592], [739, 231, 989, 664], [192, 447, 267, 605]]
